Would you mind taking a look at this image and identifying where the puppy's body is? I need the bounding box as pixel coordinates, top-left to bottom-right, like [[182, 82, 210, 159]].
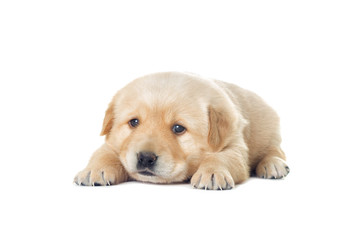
[[216, 80, 285, 169], [74, 72, 289, 189]]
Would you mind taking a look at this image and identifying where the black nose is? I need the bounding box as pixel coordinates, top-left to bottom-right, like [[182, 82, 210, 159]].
[[137, 151, 158, 169]]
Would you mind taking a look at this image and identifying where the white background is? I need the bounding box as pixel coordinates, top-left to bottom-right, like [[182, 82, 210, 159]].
[[0, 1, 351, 239]]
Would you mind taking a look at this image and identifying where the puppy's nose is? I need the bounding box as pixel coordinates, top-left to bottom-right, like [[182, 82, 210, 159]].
[[137, 151, 158, 169]]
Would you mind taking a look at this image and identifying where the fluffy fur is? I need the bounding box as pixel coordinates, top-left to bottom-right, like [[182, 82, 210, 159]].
[[74, 72, 289, 190]]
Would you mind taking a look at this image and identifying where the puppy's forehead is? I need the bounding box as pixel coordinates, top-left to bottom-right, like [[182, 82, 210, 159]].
[[119, 73, 208, 108], [115, 72, 210, 126], [131, 73, 202, 101]]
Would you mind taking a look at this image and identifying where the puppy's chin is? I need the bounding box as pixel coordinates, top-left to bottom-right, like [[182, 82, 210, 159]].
[[123, 151, 188, 184], [132, 173, 187, 184], [129, 167, 187, 184], [131, 172, 169, 184]]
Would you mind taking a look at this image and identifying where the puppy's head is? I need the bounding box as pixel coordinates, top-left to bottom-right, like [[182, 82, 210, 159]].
[[101, 72, 235, 183]]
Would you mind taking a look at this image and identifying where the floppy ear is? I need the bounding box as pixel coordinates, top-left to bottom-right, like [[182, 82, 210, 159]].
[[100, 101, 115, 136], [208, 106, 231, 151]]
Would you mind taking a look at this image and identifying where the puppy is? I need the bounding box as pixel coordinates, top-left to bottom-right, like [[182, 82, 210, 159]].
[[74, 72, 289, 190]]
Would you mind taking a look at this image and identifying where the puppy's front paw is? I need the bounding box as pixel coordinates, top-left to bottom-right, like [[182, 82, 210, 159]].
[[74, 166, 118, 186], [191, 168, 234, 190]]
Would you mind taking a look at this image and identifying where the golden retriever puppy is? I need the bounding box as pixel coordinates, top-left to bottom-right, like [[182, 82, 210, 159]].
[[74, 72, 289, 190]]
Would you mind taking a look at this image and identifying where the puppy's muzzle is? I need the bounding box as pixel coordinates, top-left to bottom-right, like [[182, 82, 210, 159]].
[[137, 151, 158, 175]]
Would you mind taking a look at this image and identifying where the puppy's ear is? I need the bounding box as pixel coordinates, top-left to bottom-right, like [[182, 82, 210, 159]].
[[100, 101, 115, 136], [208, 106, 231, 151]]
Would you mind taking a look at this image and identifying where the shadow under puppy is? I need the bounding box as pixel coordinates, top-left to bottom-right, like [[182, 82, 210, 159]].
[[74, 72, 289, 190]]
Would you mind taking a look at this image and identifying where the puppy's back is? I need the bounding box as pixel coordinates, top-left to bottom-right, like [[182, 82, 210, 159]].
[[214, 80, 282, 167]]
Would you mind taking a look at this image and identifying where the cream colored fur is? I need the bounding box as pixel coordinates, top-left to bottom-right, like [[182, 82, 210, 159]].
[[74, 72, 289, 190]]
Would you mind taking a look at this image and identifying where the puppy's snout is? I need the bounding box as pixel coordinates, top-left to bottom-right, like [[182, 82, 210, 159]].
[[137, 151, 158, 169]]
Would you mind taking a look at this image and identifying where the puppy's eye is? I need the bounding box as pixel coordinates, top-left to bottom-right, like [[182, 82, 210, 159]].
[[129, 119, 139, 128], [172, 124, 186, 135]]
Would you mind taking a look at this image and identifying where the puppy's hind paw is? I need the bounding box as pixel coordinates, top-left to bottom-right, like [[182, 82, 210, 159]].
[[256, 157, 290, 179]]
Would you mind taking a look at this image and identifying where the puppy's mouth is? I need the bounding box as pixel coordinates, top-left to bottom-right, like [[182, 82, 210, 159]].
[[137, 170, 155, 176]]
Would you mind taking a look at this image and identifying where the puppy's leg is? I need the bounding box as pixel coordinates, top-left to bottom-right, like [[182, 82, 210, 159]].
[[191, 146, 250, 190], [74, 143, 128, 186], [256, 147, 290, 179]]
